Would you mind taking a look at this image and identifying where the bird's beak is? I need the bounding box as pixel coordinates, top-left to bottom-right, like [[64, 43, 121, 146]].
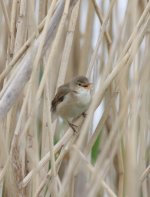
[[83, 83, 93, 89]]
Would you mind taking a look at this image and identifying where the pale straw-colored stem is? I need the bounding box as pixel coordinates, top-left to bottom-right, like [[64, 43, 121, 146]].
[[0, 0, 11, 34], [140, 165, 150, 182]]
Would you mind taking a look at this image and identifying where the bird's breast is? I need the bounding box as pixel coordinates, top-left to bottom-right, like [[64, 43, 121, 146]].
[[56, 89, 91, 120], [75, 90, 91, 107]]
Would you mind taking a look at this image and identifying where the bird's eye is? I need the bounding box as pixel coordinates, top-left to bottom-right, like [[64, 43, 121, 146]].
[[78, 83, 82, 86]]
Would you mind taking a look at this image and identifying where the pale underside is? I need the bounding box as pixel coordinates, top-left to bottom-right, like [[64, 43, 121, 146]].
[[56, 87, 91, 121]]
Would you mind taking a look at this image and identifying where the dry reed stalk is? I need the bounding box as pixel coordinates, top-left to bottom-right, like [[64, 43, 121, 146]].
[[21, 117, 84, 187], [56, 0, 80, 87], [92, 0, 112, 46], [78, 1, 94, 75], [34, 133, 77, 197], [0, 17, 45, 83], [10, 0, 18, 56], [72, 145, 117, 197], [45, 81, 57, 197], [0, 0, 11, 34], [87, 94, 128, 196], [87, 0, 115, 77], [14, 0, 27, 54], [38, 0, 47, 23], [37, 0, 72, 99]]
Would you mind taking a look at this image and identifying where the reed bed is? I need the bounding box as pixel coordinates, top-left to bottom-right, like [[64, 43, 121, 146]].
[[0, 0, 149, 197]]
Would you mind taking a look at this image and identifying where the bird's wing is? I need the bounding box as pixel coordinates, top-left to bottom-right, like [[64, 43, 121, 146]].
[[51, 84, 71, 113]]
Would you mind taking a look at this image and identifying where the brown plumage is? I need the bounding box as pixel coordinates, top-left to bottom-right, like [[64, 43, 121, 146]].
[[51, 84, 70, 113]]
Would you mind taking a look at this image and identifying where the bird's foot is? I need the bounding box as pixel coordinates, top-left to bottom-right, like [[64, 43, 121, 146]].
[[68, 121, 79, 135]]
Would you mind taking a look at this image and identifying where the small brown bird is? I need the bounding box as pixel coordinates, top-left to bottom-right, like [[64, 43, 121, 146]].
[[51, 76, 92, 132]]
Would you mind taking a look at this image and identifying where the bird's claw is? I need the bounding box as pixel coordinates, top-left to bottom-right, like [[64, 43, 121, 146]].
[[68, 122, 79, 135]]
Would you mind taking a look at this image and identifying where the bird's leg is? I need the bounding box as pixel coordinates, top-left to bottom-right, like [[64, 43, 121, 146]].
[[67, 121, 78, 134]]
